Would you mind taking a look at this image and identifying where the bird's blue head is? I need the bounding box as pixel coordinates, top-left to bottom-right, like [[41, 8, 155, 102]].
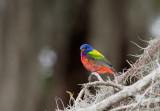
[[80, 44, 93, 55]]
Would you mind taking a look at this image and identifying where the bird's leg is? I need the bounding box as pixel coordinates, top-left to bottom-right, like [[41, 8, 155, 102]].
[[87, 72, 104, 97], [90, 72, 104, 82]]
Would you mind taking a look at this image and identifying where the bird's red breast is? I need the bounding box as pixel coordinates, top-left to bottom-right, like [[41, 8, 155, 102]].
[[81, 56, 114, 74]]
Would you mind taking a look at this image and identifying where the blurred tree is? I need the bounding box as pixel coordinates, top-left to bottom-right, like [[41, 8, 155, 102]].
[[89, 0, 127, 70]]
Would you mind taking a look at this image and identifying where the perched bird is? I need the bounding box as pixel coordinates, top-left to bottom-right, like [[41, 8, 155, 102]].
[[80, 44, 115, 75]]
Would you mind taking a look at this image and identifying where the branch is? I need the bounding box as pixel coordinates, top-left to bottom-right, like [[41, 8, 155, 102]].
[[82, 81, 124, 90], [78, 66, 160, 111], [110, 104, 135, 111], [75, 80, 124, 105], [110, 98, 160, 111]]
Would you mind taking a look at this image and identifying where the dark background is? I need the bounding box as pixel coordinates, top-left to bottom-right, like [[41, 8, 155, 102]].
[[0, 0, 160, 111]]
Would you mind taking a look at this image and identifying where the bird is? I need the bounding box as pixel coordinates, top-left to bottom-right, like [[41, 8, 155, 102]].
[[80, 44, 115, 75]]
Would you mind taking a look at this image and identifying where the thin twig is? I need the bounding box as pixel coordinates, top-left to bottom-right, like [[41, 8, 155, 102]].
[[74, 88, 85, 106]]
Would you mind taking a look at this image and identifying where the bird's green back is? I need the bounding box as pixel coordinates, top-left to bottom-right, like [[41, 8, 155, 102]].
[[87, 49, 105, 60], [87, 49, 113, 67]]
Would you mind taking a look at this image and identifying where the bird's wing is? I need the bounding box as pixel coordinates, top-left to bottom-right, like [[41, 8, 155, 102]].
[[87, 49, 113, 67], [87, 49, 105, 60]]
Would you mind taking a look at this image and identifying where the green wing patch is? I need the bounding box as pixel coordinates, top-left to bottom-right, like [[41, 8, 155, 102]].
[[87, 49, 113, 67], [87, 49, 105, 60]]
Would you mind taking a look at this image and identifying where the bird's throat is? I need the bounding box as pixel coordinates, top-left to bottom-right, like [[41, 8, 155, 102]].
[[81, 50, 87, 56]]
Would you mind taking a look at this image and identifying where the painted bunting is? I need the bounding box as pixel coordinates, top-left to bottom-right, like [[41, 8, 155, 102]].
[[80, 44, 115, 75]]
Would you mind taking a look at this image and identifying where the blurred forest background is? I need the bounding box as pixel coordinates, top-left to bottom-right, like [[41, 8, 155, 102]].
[[1, 0, 160, 111]]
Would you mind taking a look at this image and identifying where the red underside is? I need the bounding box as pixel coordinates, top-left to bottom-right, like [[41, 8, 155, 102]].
[[81, 56, 114, 74]]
